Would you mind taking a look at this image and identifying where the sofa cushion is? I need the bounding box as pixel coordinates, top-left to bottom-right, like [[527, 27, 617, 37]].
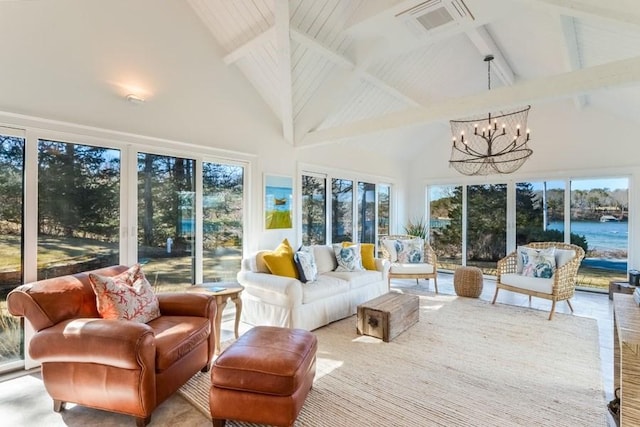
[[324, 270, 383, 290], [262, 239, 298, 279], [500, 273, 553, 294], [294, 248, 317, 283], [251, 250, 271, 273], [341, 242, 376, 270], [313, 245, 338, 274], [389, 263, 434, 275], [149, 315, 210, 372], [301, 275, 350, 304], [88, 264, 160, 324], [333, 243, 364, 272]]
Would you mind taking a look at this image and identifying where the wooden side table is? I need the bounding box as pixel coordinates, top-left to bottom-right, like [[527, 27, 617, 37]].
[[189, 282, 244, 355]]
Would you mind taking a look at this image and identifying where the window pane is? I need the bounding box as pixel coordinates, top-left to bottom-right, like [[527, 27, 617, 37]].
[[301, 175, 326, 245], [138, 153, 195, 290], [203, 162, 244, 282], [429, 185, 462, 269], [331, 178, 353, 243], [570, 178, 628, 288], [357, 181, 376, 243], [0, 134, 24, 367], [377, 184, 390, 243], [466, 184, 506, 273], [516, 181, 565, 245], [38, 140, 120, 278]]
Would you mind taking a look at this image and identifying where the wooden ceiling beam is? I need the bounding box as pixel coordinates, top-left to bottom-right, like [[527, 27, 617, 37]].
[[275, 1, 294, 143], [299, 55, 640, 147]]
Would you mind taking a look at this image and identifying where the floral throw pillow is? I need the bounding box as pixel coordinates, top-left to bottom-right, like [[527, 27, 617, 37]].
[[395, 238, 424, 264], [521, 247, 556, 279], [294, 246, 318, 283], [333, 243, 364, 272], [89, 264, 161, 323]]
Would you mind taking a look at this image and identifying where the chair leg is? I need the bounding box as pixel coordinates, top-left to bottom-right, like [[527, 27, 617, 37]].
[[53, 400, 66, 412], [433, 275, 438, 294], [548, 301, 556, 321], [415, 278, 419, 286], [566, 299, 574, 313], [491, 287, 499, 304]]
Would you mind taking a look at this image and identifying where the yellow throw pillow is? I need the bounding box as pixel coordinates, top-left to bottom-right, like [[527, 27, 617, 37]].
[[360, 243, 376, 270], [262, 238, 298, 279], [342, 242, 376, 271]]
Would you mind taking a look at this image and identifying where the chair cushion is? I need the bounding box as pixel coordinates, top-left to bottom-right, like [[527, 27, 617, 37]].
[[500, 273, 553, 294], [555, 248, 576, 268], [390, 263, 434, 275], [395, 238, 424, 263], [149, 315, 211, 372], [382, 239, 398, 262]]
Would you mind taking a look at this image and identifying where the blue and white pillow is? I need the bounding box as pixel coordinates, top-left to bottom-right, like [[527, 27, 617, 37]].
[[521, 247, 556, 278], [332, 244, 364, 272], [395, 238, 424, 264], [294, 246, 317, 283]]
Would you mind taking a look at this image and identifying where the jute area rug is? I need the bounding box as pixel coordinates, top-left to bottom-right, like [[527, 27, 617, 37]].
[[178, 293, 606, 426]]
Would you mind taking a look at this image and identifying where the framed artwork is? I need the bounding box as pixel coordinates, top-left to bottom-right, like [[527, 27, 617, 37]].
[[264, 174, 293, 230]]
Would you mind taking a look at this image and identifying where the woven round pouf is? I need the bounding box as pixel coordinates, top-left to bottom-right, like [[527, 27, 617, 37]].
[[453, 266, 483, 298]]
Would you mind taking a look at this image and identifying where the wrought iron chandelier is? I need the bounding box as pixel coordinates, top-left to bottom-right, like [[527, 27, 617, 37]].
[[449, 55, 532, 176]]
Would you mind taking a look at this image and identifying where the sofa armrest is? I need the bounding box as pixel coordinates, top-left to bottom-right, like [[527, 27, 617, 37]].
[[375, 258, 391, 277], [157, 292, 216, 319], [237, 271, 303, 307], [29, 318, 155, 370]]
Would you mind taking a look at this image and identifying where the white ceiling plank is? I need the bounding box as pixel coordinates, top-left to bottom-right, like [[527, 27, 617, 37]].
[[559, 15, 588, 109], [299, 55, 640, 147], [291, 28, 353, 68], [223, 26, 275, 65], [465, 26, 515, 86], [275, 0, 294, 144], [519, 0, 640, 28]]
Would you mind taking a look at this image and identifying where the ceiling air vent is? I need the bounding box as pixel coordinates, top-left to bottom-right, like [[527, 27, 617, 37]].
[[396, 0, 473, 36]]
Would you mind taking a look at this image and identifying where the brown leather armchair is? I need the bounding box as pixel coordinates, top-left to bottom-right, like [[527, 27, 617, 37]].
[[7, 265, 217, 427]]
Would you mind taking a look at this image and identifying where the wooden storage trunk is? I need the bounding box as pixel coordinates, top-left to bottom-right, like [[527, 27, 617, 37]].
[[610, 281, 635, 300], [357, 292, 419, 342]]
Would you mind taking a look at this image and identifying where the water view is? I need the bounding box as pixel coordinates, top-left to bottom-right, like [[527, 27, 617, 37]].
[[548, 220, 628, 271]]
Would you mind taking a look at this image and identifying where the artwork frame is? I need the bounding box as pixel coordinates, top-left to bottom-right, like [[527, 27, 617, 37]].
[[264, 174, 293, 230]]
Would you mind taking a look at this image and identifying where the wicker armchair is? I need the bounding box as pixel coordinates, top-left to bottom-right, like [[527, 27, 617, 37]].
[[492, 242, 585, 320], [380, 234, 438, 293]]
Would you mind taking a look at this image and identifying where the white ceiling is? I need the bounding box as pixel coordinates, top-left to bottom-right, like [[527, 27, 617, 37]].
[[188, 0, 640, 149], [1, 0, 640, 161]]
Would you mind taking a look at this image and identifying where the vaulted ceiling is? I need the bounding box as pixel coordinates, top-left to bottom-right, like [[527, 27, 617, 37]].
[[188, 0, 640, 149]]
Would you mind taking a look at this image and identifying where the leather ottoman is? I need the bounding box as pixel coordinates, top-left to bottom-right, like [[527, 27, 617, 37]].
[[209, 326, 317, 427]]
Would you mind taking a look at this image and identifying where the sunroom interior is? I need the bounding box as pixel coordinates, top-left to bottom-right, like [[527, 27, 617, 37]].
[[0, 0, 639, 390]]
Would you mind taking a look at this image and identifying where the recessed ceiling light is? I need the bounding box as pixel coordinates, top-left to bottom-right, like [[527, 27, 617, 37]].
[[126, 94, 145, 105]]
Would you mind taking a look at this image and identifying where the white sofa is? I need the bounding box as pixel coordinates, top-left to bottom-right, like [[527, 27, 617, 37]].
[[237, 244, 389, 331]]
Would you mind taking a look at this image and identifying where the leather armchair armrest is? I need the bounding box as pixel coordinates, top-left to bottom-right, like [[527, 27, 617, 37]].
[[30, 318, 155, 370], [157, 292, 216, 319]]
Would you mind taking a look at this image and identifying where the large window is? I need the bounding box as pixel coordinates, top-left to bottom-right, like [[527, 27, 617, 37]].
[[570, 178, 628, 286], [466, 184, 507, 272], [138, 153, 195, 289], [357, 181, 376, 243], [331, 178, 353, 243], [202, 162, 244, 282], [429, 185, 462, 269], [377, 184, 390, 238], [0, 131, 25, 369], [428, 177, 629, 289], [37, 140, 120, 278], [301, 174, 326, 245]]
